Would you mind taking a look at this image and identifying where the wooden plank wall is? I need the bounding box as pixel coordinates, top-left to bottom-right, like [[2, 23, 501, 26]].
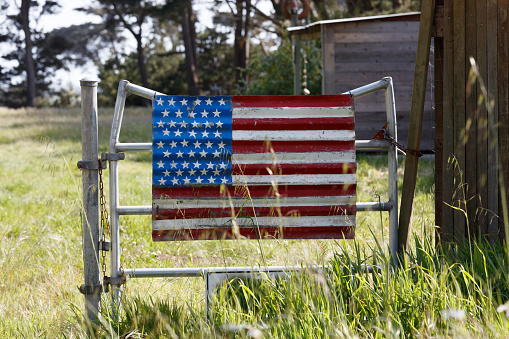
[[323, 19, 435, 151], [435, 0, 509, 242]]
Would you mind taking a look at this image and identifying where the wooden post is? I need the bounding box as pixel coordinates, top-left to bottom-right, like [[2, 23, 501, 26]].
[[398, 0, 435, 255]]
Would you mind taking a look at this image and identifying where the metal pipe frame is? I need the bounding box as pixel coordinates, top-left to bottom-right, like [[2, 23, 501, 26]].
[[105, 78, 400, 312], [344, 77, 399, 265]]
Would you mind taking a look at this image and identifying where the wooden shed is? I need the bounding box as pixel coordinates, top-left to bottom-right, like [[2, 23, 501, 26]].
[[289, 12, 435, 151]]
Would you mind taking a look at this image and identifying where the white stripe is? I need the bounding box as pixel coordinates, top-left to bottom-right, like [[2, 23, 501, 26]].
[[154, 195, 356, 210], [232, 151, 356, 164], [153, 215, 356, 230], [232, 130, 355, 141], [232, 174, 356, 185], [232, 107, 354, 119]]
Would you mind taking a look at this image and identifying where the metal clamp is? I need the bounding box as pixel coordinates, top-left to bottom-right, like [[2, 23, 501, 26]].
[[99, 241, 110, 251], [77, 160, 107, 170], [101, 152, 125, 161], [103, 274, 127, 290], [78, 284, 103, 295]]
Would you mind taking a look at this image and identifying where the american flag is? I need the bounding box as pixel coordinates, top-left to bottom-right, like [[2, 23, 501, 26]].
[[152, 95, 357, 241]]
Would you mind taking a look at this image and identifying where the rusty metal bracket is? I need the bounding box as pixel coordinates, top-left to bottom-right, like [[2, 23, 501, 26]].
[[103, 274, 127, 291], [101, 152, 125, 161], [77, 160, 107, 170], [78, 284, 103, 295], [372, 123, 423, 157]]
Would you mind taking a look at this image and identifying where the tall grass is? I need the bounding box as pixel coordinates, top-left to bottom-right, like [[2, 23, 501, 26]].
[[1, 106, 508, 337]]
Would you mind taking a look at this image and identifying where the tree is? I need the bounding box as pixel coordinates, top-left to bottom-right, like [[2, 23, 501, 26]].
[[156, 0, 200, 95], [0, 0, 62, 107], [20, 0, 36, 107], [79, 0, 162, 89], [242, 38, 321, 95]]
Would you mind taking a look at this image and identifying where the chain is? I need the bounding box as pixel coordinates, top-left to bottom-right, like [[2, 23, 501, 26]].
[[372, 123, 423, 157], [98, 158, 110, 281]]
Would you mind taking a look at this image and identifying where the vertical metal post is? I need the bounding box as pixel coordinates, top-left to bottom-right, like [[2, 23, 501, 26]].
[[383, 77, 399, 266], [294, 35, 302, 95], [109, 80, 129, 316], [80, 77, 101, 322], [292, 11, 301, 95]]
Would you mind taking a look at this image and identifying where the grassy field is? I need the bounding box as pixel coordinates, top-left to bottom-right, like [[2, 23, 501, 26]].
[[0, 106, 508, 338]]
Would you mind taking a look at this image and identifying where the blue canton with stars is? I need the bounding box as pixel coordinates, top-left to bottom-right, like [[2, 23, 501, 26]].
[[152, 95, 233, 187]]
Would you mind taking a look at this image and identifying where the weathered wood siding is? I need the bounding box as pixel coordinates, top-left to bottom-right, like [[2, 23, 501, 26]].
[[434, 0, 509, 243], [321, 16, 435, 151]]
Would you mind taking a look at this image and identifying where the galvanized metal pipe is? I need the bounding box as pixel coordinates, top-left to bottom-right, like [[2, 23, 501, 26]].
[[356, 202, 392, 212], [355, 140, 391, 150], [115, 143, 152, 152], [80, 77, 101, 323], [125, 82, 161, 100], [345, 77, 399, 266], [110, 81, 128, 151], [108, 81, 129, 317], [383, 77, 399, 266], [344, 79, 388, 98], [123, 264, 380, 279], [115, 201, 392, 216], [117, 206, 152, 215]]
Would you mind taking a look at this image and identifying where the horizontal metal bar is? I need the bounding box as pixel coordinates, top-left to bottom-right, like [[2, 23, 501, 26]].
[[356, 202, 392, 211], [125, 83, 162, 100], [116, 202, 391, 216], [123, 264, 381, 279], [124, 265, 310, 278], [115, 143, 152, 152], [116, 141, 388, 153], [117, 206, 152, 215], [343, 79, 388, 98], [124, 267, 204, 278], [355, 140, 391, 150]]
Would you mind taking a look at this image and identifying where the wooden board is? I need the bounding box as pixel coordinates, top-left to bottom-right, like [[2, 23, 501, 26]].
[[498, 0, 509, 242], [332, 20, 420, 34], [476, 0, 488, 235], [486, 0, 499, 242], [441, 0, 454, 241], [465, 0, 477, 237], [322, 25, 336, 95], [452, 0, 466, 239]]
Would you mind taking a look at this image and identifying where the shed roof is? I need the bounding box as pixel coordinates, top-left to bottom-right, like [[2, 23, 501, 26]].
[[288, 12, 421, 40]]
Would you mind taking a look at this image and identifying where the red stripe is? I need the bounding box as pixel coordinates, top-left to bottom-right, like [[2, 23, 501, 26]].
[[153, 184, 357, 199], [232, 140, 354, 153], [232, 162, 357, 175], [232, 95, 354, 108], [154, 205, 357, 220], [232, 118, 355, 130], [152, 226, 355, 241]]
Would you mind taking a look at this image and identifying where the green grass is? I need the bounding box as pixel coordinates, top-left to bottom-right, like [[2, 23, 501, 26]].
[[1, 106, 507, 338]]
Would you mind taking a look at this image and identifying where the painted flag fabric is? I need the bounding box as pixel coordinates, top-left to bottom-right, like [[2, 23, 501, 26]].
[[152, 95, 356, 241]]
